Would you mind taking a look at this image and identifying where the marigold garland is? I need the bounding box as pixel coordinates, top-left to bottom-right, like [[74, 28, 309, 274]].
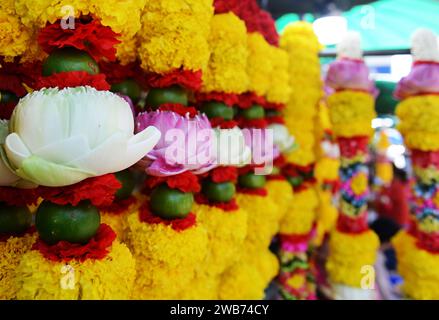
[[15, 239, 136, 300], [201, 13, 249, 94], [266, 179, 294, 226], [126, 209, 208, 299], [326, 228, 379, 287], [266, 46, 290, 105], [246, 32, 272, 96], [0, 232, 37, 300]]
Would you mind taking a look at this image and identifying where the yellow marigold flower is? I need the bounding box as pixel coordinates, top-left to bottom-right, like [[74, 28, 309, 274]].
[[179, 273, 219, 300], [316, 189, 338, 233], [15, 241, 136, 300], [280, 187, 318, 235], [315, 157, 339, 182], [393, 231, 439, 299], [396, 95, 439, 151], [126, 210, 208, 299], [138, 1, 213, 74], [376, 162, 393, 185], [280, 21, 323, 54], [236, 192, 279, 249], [0, 233, 36, 299], [0, 11, 32, 60], [266, 46, 291, 104], [326, 229, 379, 287], [246, 32, 273, 96], [194, 203, 248, 277], [202, 13, 249, 94], [328, 90, 376, 138], [115, 35, 139, 65], [266, 179, 294, 225]]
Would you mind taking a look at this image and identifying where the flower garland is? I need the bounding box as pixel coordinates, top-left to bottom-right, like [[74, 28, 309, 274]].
[[246, 32, 273, 97], [201, 12, 249, 94], [266, 46, 291, 105], [138, 0, 213, 74]]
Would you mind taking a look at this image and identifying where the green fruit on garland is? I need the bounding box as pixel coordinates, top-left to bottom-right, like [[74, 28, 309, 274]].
[[111, 79, 142, 103], [114, 170, 136, 200], [36, 201, 100, 245], [0, 204, 32, 235], [202, 180, 235, 203], [145, 85, 188, 108], [0, 90, 19, 104], [286, 176, 303, 188], [238, 173, 266, 189], [42, 47, 99, 76], [266, 109, 282, 117], [199, 101, 234, 120], [239, 104, 265, 120], [150, 184, 193, 219], [271, 166, 280, 176]]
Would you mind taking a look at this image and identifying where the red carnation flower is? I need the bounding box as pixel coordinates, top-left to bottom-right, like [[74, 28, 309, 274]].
[[145, 171, 201, 193], [38, 174, 121, 207], [38, 20, 121, 62], [35, 71, 110, 91], [139, 204, 196, 231], [0, 187, 40, 206], [211, 166, 238, 183], [146, 69, 202, 92], [195, 92, 239, 106], [157, 103, 198, 118]]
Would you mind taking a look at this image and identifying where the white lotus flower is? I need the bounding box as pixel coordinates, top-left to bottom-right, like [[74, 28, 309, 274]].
[[269, 123, 295, 154], [4, 86, 161, 187], [0, 120, 23, 186], [214, 127, 251, 167]]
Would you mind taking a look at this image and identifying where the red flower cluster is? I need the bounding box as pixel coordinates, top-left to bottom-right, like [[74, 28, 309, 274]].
[[195, 91, 239, 107], [209, 118, 238, 129], [237, 187, 267, 197], [32, 224, 116, 262], [38, 174, 121, 207], [139, 204, 196, 232], [0, 59, 41, 97], [237, 117, 267, 129], [146, 69, 202, 92], [194, 193, 239, 211], [157, 103, 198, 118], [35, 71, 110, 91], [336, 212, 369, 234], [99, 61, 139, 85], [214, 0, 279, 46], [145, 171, 201, 193], [0, 226, 36, 243], [0, 102, 17, 120], [236, 92, 266, 109], [211, 166, 238, 183], [279, 229, 314, 244], [411, 149, 439, 169], [337, 136, 369, 158], [265, 115, 285, 125], [264, 102, 285, 111], [38, 20, 120, 62], [0, 187, 40, 206], [408, 222, 439, 254]]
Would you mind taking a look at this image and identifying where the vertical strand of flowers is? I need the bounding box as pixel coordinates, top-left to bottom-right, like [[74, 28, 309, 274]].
[[392, 28, 439, 300], [325, 32, 379, 300], [277, 22, 322, 300]]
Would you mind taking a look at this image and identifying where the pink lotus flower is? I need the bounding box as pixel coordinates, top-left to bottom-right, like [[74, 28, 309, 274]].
[[136, 111, 215, 176], [326, 58, 377, 96], [395, 62, 439, 100]]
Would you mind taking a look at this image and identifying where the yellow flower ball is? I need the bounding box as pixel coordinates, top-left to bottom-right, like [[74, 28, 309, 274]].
[[315, 157, 339, 183], [0, 10, 32, 61], [266, 46, 290, 105], [194, 203, 248, 277], [126, 210, 208, 299], [280, 21, 323, 54], [179, 273, 219, 300], [351, 172, 368, 195], [201, 13, 249, 94], [327, 90, 376, 138], [246, 32, 273, 97], [0, 233, 36, 299], [396, 95, 439, 151], [392, 231, 439, 299], [280, 187, 318, 235], [326, 229, 379, 287], [15, 240, 136, 300], [266, 179, 294, 225], [236, 192, 279, 249]]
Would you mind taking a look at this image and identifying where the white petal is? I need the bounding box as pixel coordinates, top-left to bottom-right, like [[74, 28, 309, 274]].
[[124, 126, 161, 169], [33, 135, 90, 164], [4, 133, 32, 168]]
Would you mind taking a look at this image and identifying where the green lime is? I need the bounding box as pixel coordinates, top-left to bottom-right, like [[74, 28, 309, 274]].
[[42, 47, 99, 76], [150, 184, 193, 219], [199, 101, 234, 120], [239, 105, 265, 120], [0, 204, 32, 235], [111, 79, 142, 103], [271, 166, 281, 176], [35, 201, 100, 245], [286, 176, 303, 188], [202, 180, 235, 203], [145, 85, 188, 108], [0, 91, 19, 104], [114, 170, 136, 200], [238, 173, 266, 189], [266, 109, 282, 117]]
